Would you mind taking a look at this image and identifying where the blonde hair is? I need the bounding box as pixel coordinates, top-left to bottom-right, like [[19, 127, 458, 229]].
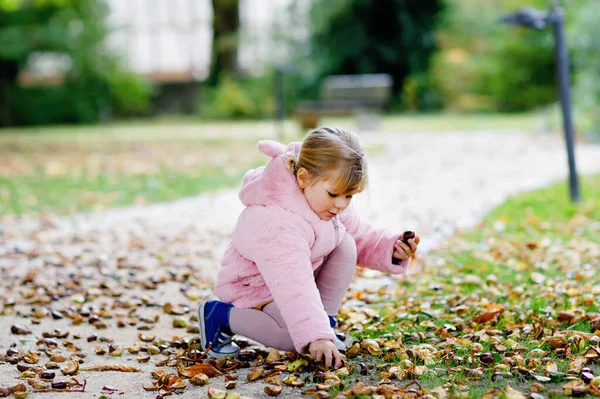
[[287, 126, 368, 194]]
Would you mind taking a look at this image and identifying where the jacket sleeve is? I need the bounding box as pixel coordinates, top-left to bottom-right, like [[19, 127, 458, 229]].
[[339, 203, 410, 275], [233, 206, 336, 353]]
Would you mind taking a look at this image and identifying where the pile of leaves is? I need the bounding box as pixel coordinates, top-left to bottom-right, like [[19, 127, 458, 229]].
[[1, 193, 599, 398]]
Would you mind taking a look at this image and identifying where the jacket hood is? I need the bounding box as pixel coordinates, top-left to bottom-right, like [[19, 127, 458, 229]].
[[238, 140, 321, 224]]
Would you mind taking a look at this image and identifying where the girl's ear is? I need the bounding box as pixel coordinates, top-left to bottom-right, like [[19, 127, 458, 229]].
[[296, 168, 311, 189]]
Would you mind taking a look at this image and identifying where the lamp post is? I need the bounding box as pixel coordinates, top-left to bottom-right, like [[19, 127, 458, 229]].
[[273, 64, 299, 140], [274, 67, 285, 140], [500, 1, 581, 203]]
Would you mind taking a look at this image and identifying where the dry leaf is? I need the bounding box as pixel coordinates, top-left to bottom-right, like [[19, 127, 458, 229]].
[[79, 365, 141, 372], [178, 363, 222, 378], [208, 387, 227, 399], [246, 368, 265, 382], [190, 373, 209, 386], [61, 360, 79, 376], [264, 384, 283, 397], [472, 305, 505, 323], [266, 349, 281, 364]]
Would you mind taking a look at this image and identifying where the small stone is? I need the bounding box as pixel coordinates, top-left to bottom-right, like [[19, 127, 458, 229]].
[[358, 362, 368, 375], [41, 371, 56, 380], [7, 348, 19, 356], [51, 310, 64, 319], [582, 372, 594, 383], [479, 352, 494, 365]]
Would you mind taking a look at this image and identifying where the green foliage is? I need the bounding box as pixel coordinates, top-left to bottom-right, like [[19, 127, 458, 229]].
[[10, 83, 107, 125], [398, 72, 444, 111], [0, 0, 152, 126], [0, 0, 69, 11], [107, 69, 152, 117], [200, 73, 274, 119], [481, 173, 600, 240], [569, 0, 600, 142], [431, 0, 558, 112], [306, 0, 444, 110]]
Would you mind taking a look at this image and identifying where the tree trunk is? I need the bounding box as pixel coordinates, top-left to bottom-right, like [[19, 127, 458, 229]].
[[208, 0, 239, 86], [0, 60, 19, 127]]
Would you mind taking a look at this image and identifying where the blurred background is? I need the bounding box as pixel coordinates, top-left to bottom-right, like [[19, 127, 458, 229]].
[[1, 0, 599, 217]]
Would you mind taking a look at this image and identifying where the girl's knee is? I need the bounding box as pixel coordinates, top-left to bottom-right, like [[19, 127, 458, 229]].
[[269, 328, 295, 351], [337, 233, 357, 261]]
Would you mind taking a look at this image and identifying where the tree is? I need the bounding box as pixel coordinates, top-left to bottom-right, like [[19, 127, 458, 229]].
[[207, 0, 239, 86], [0, 0, 150, 127], [569, 0, 600, 140], [307, 0, 444, 102], [0, 55, 18, 126], [430, 0, 561, 112], [0, 1, 66, 125]]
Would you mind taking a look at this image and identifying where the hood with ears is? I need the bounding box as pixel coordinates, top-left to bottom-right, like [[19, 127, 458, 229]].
[[238, 140, 323, 224]]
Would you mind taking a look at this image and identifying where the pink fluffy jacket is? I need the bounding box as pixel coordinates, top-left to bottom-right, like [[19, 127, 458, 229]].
[[214, 140, 410, 353]]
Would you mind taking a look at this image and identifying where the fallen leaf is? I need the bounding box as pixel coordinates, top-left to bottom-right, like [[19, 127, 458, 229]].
[[266, 349, 281, 364], [208, 387, 227, 399], [79, 365, 141, 372], [61, 360, 79, 376], [178, 363, 222, 378]]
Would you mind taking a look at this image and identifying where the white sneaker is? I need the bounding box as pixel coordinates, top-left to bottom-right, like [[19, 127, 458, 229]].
[[208, 341, 241, 359], [335, 337, 346, 351], [197, 301, 240, 358]]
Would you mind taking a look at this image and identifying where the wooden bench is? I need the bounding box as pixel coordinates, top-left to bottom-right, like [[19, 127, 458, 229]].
[[295, 74, 392, 130]]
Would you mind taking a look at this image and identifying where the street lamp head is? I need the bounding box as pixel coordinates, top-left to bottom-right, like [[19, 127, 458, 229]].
[[499, 7, 548, 30]]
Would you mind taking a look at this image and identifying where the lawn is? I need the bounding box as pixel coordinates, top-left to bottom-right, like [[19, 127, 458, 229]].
[[339, 174, 600, 398], [0, 113, 539, 218], [1, 115, 598, 398], [0, 121, 302, 217]]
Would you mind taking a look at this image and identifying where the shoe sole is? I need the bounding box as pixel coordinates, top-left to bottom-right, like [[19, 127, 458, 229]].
[[198, 302, 209, 352], [197, 302, 239, 359], [209, 346, 239, 359]]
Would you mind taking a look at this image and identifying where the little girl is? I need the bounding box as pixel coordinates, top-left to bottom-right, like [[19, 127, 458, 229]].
[[198, 127, 419, 369]]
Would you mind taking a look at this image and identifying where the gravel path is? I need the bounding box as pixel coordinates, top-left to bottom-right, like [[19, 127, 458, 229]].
[[1, 129, 599, 398]]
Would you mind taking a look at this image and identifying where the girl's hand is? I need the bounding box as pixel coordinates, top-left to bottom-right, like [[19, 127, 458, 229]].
[[393, 232, 420, 260], [308, 339, 342, 369]]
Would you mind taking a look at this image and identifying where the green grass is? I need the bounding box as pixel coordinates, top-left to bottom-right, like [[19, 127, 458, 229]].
[[378, 112, 538, 132], [475, 174, 600, 240], [0, 119, 301, 216], [0, 113, 543, 217], [313, 111, 541, 136], [0, 119, 300, 142], [0, 112, 540, 142], [0, 165, 255, 216], [345, 173, 600, 398]]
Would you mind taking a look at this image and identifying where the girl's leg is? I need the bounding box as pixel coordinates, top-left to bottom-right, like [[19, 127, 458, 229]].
[[228, 234, 356, 351], [314, 233, 357, 316], [229, 302, 295, 351]]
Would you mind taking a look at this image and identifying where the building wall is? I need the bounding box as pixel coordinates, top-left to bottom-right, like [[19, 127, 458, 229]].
[[21, 0, 311, 83], [106, 0, 212, 81]]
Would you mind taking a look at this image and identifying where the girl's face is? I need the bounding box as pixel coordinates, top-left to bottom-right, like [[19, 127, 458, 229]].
[[297, 170, 354, 220]]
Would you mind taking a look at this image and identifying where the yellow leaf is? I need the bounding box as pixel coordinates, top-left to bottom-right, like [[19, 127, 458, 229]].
[[545, 361, 558, 374]]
